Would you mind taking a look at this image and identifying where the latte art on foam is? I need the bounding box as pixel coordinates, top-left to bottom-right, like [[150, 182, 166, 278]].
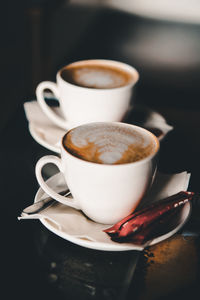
[[63, 123, 156, 165], [73, 68, 127, 89], [61, 64, 133, 89]]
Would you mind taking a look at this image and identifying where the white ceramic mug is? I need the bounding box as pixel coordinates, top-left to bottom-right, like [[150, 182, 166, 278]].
[[36, 59, 139, 130], [35, 122, 159, 224]]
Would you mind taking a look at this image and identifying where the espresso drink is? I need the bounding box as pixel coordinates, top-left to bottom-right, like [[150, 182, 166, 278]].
[[63, 123, 158, 165], [61, 62, 133, 89]]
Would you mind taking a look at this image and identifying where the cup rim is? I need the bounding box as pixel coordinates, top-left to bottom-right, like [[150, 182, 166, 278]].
[[57, 59, 139, 91], [61, 122, 160, 168]]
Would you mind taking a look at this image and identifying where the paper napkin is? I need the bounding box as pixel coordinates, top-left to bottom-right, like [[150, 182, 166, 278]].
[[24, 101, 65, 148], [19, 172, 191, 248]]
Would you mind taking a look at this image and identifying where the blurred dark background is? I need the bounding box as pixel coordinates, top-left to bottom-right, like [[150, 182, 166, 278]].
[[1, 1, 200, 300], [1, 0, 200, 132]]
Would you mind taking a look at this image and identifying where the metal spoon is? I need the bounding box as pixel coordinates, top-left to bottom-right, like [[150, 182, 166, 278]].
[[22, 189, 70, 215]]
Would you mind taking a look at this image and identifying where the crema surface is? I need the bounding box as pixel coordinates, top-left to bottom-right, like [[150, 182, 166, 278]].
[[63, 123, 156, 165], [61, 64, 133, 89]]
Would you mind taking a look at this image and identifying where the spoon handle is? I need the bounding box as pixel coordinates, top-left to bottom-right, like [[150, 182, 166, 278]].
[[22, 189, 70, 215]]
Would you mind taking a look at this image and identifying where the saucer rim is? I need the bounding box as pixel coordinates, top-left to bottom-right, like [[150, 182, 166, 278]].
[[29, 123, 61, 154], [28, 103, 172, 154], [34, 173, 191, 252]]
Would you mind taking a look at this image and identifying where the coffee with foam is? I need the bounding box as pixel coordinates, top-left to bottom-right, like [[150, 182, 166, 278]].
[[61, 63, 133, 89], [63, 123, 158, 165]]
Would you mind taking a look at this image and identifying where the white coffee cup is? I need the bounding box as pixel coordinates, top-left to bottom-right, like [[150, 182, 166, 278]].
[[36, 59, 139, 130], [35, 122, 159, 224]]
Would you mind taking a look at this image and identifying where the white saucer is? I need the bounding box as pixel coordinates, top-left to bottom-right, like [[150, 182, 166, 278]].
[[29, 122, 62, 153], [34, 172, 191, 252], [25, 100, 173, 154]]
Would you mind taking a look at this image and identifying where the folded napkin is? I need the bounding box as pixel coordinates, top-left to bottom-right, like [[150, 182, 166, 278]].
[[24, 100, 65, 148], [19, 172, 191, 249]]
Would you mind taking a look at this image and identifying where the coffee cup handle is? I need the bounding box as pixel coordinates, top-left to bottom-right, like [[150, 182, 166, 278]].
[[36, 81, 68, 129], [35, 155, 81, 210]]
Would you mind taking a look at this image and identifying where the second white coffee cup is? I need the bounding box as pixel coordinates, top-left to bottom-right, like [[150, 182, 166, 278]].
[[35, 122, 159, 224], [36, 59, 139, 130]]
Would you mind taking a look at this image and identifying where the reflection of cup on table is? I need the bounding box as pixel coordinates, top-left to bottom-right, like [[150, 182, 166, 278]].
[[35, 122, 159, 224], [36, 59, 139, 130]]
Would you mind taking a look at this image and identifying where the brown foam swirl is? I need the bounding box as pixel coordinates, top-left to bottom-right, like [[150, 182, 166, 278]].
[[61, 64, 133, 89], [63, 123, 156, 165]]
